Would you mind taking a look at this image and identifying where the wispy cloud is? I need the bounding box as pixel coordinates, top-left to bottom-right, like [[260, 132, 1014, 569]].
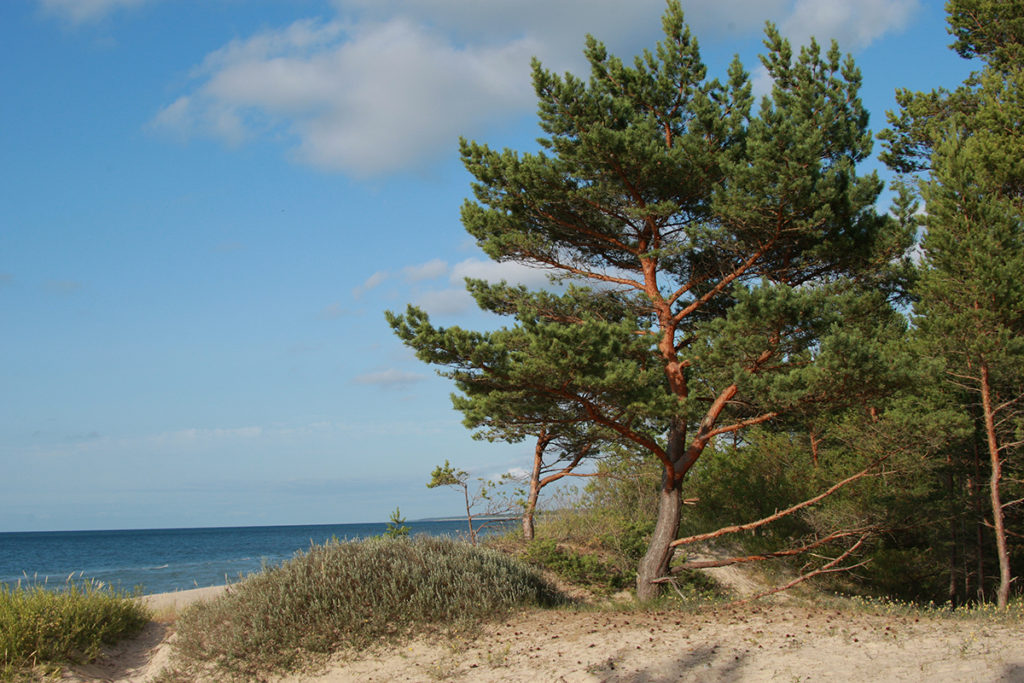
[[450, 258, 552, 289], [402, 258, 448, 282], [154, 426, 263, 442], [352, 368, 425, 388], [372, 256, 559, 315], [0, 273, 12, 288], [352, 270, 389, 298], [39, 0, 154, 24], [351, 258, 452, 302], [317, 302, 347, 319], [413, 288, 475, 316]]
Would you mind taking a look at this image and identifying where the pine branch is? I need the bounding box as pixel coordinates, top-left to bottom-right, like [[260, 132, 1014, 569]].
[[670, 244, 772, 325], [704, 411, 780, 440]]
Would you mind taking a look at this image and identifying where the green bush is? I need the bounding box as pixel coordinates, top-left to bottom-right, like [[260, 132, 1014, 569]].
[[0, 580, 149, 680], [524, 538, 633, 592], [169, 536, 564, 679]]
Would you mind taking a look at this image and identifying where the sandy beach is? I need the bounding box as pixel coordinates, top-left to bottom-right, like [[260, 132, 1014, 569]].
[[61, 585, 1024, 682]]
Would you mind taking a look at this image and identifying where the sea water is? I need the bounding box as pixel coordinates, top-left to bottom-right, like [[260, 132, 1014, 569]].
[[0, 520, 503, 595]]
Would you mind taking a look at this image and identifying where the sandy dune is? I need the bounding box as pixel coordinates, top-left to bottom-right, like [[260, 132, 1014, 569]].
[[63, 586, 1024, 682]]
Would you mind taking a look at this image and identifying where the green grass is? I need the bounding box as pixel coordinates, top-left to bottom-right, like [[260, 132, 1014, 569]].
[[820, 593, 1024, 623], [167, 535, 565, 680], [0, 579, 150, 681]]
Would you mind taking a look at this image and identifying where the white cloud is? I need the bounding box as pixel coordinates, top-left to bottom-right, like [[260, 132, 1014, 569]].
[[780, 0, 918, 51], [749, 64, 775, 101], [150, 95, 246, 145], [501, 466, 530, 480], [450, 258, 552, 289], [152, 17, 538, 177], [414, 288, 475, 315], [352, 368, 425, 388], [152, 1, 918, 177], [408, 257, 558, 315], [402, 258, 448, 282], [151, 1, 801, 178], [352, 270, 390, 298], [39, 0, 153, 23]]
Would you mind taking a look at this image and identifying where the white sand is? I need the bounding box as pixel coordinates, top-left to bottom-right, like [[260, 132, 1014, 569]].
[[62, 588, 1024, 682], [138, 584, 229, 615]]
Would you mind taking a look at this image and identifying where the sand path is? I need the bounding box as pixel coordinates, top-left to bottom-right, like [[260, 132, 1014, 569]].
[[62, 587, 1024, 682]]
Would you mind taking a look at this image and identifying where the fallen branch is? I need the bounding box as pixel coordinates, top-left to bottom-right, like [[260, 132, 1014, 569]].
[[727, 533, 872, 606], [665, 528, 873, 572], [670, 460, 885, 549]]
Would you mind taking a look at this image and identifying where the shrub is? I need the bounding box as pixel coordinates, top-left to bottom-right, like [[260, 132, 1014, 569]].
[[169, 535, 563, 679], [523, 538, 633, 592], [0, 579, 149, 680]]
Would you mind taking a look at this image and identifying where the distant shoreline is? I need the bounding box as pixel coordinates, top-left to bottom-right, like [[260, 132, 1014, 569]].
[[0, 517, 519, 535]]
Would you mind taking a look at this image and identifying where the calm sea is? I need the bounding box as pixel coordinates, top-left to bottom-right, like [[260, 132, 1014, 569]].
[[0, 520, 506, 595]]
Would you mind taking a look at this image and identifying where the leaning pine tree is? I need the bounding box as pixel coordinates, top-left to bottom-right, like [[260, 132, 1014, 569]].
[[390, 3, 911, 599]]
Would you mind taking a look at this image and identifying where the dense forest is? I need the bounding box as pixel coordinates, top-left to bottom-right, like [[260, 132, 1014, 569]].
[[389, 0, 1023, 607]]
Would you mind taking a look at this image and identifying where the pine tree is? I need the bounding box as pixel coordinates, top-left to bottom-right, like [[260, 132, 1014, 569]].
[[391, 2, 909, 598]]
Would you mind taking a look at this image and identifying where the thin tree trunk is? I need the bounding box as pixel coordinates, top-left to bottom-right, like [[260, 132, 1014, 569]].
[[522, 435, 547, 542], [972, 426, 986, 602], [970, 421, 987, 602], [809, 427, 821, 467], [945, 454, 961, 605], [463, 483, 477, 546], [980, 361, 1011, 608]]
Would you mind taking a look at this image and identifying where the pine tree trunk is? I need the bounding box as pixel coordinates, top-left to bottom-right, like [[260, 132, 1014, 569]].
[[636, 478, 682, 601], [636, 421, 687, 600], [980, 362, 1011, 608], [521, 433, 548, 542]]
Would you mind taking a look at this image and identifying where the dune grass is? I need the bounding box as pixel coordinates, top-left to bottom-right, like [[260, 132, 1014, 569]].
[[0, 579, 150, 680], [167, 535, 565, 679]]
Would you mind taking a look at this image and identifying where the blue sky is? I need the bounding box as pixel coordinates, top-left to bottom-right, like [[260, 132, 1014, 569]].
[[1, 0, 975, 532]]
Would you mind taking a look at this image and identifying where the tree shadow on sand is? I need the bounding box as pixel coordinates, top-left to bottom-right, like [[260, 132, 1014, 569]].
[[999, 663, 1024, 682], [595, 644, 749, 682]]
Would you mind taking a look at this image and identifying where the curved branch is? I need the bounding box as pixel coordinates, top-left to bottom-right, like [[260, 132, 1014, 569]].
[[670, 459, 886, 548], [669, 528, 873, 571], [727, 534, 872, 606]]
